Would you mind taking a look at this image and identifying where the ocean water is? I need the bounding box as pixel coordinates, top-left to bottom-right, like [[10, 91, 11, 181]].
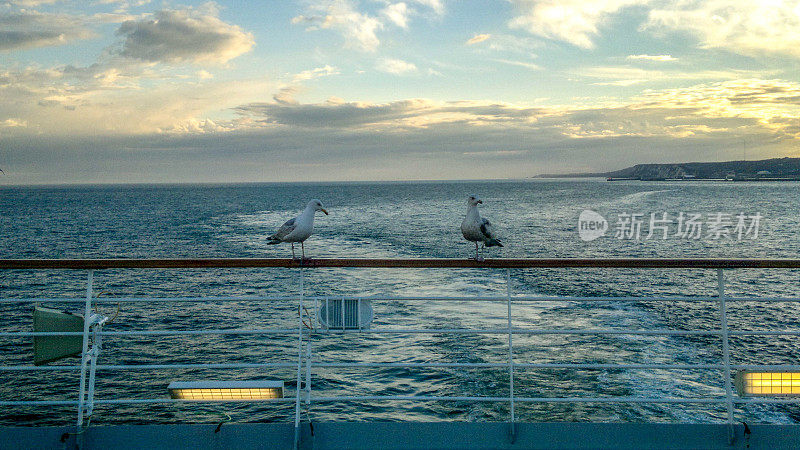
[[1, 179, 799, 426]]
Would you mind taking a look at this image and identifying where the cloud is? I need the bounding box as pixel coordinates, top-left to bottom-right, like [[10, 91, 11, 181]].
[[291, 0, 444, 52], [627, 54, 677, 62], [376, 58, 417, 74], [466, 33, 491, 45], [292, 65, 340, 83], [382, 2, 410, 28], [97, 0, 152, 9], [647, 0, 800, 59], [468, 34, 543, 57], [636, 79, 800, 135], [493, 58, 541, 71], [5, 79, 800, 184], [116, 7, 254, 64], [292, 0, 383, 52], [0, 64, 276, 135], [427, 68, 443, 76], [92, 12, 149, 24], [235, 97, 543, 129], [576, 66, 771, 86], [0, 11, 94, 52], [508, 0, 644, 49], [4, 0, 61, 5], [411, 0, 444, 15], [1, 118, 27, 128], [267, 65, 340, 105], [231, 78, 800, 147]]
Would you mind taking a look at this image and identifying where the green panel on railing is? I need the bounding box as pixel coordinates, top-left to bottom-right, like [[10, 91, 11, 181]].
[[33, 306, 83, 366]]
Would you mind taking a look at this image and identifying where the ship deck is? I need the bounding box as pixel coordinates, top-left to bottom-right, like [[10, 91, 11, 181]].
[[4, 422, 800, 449]]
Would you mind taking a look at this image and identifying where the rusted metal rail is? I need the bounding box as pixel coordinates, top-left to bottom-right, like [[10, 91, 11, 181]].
[[1, 258, 800, 270]]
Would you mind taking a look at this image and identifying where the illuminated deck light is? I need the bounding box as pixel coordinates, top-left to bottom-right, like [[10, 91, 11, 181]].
[[168, 381, 284, 401], [735, 371, 800, 396]]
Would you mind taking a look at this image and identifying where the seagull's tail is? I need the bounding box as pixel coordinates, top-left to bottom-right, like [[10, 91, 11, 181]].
[[266, 238, 281, 245], [485, 238, 503, 247]]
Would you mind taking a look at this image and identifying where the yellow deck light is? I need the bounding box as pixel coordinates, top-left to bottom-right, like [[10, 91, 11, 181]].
[[168, 381, 284, 401], [735, 371, 800, 396]]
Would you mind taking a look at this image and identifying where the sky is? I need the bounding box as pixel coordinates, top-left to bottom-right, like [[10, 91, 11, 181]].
[[1, 0, 799, 184]]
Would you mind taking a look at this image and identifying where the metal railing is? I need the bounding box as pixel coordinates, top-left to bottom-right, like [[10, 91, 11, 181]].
[[2, 258, 800, 447]]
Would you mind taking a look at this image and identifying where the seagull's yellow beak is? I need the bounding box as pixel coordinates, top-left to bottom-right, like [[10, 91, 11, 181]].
[[321, 208, 329, 215]]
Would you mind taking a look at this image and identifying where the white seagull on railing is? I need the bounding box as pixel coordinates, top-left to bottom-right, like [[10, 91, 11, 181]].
[[461, 195, 503, 261], [267, 199, 329, 259]]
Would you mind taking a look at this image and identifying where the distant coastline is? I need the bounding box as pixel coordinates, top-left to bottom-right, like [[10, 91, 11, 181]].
[[537, 157, 800, 181]]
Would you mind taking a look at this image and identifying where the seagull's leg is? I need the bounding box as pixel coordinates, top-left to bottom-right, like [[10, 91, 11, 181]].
[[474, 242, 485, 262], [291, 243, 296, 260], [301, 241, 306, 260]]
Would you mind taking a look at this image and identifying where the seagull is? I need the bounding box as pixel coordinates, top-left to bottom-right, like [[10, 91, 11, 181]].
[[267, 199, 329, 259], [461, 195, 503, 261]]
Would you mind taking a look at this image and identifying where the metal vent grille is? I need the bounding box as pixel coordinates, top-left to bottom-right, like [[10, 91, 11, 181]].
[[317, 298, 373, 330]]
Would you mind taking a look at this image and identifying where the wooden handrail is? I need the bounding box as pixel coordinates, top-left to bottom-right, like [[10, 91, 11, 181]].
[[1, 258, 800, 270]]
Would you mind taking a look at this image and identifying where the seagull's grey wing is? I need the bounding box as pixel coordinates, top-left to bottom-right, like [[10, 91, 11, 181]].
[[479, 218, 496, 240], [480, 218, 504, 247], [269, 217, 296, 241]]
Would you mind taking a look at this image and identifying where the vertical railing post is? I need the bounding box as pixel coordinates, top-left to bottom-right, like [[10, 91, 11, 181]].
[[85, 327, 101, 421], [718, 269, 735, 443], [305, 339, 312, 406], [307, 298, 314, 404], [76, 270, 93, 429], [294, 269, 305, 450], [506, 269, 516, 442]]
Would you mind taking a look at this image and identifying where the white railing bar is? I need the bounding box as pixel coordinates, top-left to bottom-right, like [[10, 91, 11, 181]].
[[307, 362, 729, 370], [12, 361, 800, 372], [729, 331, 800, 335], [0, 398, 298, 407], [9, 295, 800, 304], [0, 362, 734, 371], [308, 328, 724, 336], [0, 332, 88, 336], [13, 327, 800, 337], [307, 396, 727, 404], [8, 396, 800, 408], [732, 364, 800, 370], [0, 362, 299, 371], [0, 328, 725, 337], [0, 329, 300, 337], [0, 400, 80, 406], [0, 296, 299, 303]]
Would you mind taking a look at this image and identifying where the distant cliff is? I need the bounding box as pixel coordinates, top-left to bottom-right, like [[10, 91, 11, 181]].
[[538, 157, 800, 180]]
